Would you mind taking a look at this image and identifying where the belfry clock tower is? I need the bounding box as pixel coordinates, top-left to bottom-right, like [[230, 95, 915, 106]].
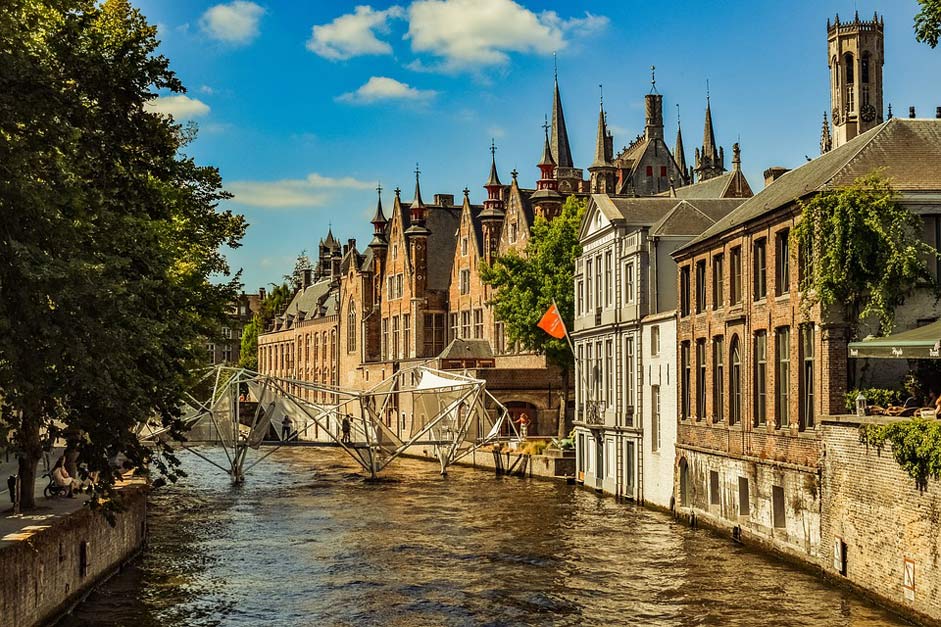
[[827, 11, 884, 148]]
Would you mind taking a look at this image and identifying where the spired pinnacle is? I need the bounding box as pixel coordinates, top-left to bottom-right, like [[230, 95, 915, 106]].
[[486, 140, 502, 187], [411, 163, 423, 209]]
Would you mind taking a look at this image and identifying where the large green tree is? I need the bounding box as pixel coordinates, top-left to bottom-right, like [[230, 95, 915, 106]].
[[481, 196, 585, 439], [791, 172, 936, 335], [915, 0, 941, 48], [0, 0, 245, 510]]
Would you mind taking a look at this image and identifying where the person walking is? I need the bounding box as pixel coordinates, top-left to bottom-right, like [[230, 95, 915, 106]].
[[341, 416, 351, 444], [281, 415, 293, 441]]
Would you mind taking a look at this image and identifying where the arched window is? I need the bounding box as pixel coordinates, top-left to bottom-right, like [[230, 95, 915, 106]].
[[729, 335, 742, 424], [347, 300, 357, 353], [844, 53, 854, 84], [861, 53, 870, 84]]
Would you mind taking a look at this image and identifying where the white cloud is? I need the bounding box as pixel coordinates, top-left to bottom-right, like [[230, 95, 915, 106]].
[[199, 85, 215, 95], [227, 173, 375, 209], [200, 1, 264, 45], [406, 0, 608, 71], [337, 76, 436, 104], [307, 5, 404, 60], [145, 94, 211, 119]]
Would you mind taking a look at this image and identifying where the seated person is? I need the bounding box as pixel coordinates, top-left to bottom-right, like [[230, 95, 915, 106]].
[[52, 456, 81, 497]]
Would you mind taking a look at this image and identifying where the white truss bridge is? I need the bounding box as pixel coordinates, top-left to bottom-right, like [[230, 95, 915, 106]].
[[138, 365, 517, 481]]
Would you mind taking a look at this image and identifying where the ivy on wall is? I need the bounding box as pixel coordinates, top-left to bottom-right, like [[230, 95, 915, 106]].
[[859, 419, 941, 489]]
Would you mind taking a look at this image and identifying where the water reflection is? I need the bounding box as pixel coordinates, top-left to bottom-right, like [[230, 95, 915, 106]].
[[63, 447, 906, 627]]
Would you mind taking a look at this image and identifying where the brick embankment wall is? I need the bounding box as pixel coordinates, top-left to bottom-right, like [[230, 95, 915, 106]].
[[820, 418, 941, 626], [0, 484, 147, 627]]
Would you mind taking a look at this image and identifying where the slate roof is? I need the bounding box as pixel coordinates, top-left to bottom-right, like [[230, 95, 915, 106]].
[[587, 194, 743, 238], [278, 278, 338, 329], [670, 172, 736, 198], [680, 118, 941, 252], [423, 205, 463, 292], [439, 338, 494, 360]]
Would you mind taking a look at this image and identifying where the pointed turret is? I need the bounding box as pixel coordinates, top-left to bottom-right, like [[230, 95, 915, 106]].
[[693, 90, 726, 182], [589, 94, 617, 194], [405, 164, 430, 236], [532, 118, 562, 219], [820, 112, 833, 154], [481, 140, 505, 222], [674, 105, 688, 179], [369, 184, 388, 249], [550, 73, 573, 169]]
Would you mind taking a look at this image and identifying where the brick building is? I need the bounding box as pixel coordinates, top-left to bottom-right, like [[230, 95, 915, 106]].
[[672, 115, 941, 560], [206, 291, 261, 366]]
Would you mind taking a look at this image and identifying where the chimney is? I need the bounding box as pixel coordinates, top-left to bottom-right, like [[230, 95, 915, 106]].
[[342, 243, 349, 257], [644, 93, 664, 141], [302, 268, 312, 289], [348, 238, 356, 251], [433, 193, 454, 207], [259, 287, 266, 300], [763, 166, 789, 187], [909, 106, 916, 119]]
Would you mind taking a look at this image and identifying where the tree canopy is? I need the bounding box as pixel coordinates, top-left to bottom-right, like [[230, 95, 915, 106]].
[[239, 282, 292, 370], [0, 0, 245, 511], [480, 197, 585, 437], [915, 0, 941, 48], [791, 172, 936, 335]]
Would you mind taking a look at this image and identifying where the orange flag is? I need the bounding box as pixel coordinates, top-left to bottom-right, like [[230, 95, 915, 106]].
[[537, 303, 567, 339]]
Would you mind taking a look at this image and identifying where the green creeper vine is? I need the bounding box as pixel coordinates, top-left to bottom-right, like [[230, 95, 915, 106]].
[[859, 419, 941, 490], [791, 171, 937, 334]]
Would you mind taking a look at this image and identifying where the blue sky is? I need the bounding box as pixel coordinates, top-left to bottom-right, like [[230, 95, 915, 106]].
[[136, 0, 941, 292]]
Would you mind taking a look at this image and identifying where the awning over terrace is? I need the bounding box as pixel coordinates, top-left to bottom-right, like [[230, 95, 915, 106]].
[[848, 319, 941, 359]]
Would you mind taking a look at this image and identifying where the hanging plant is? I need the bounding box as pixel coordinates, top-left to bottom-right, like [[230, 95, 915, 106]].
[[859, 419, 941, 490]]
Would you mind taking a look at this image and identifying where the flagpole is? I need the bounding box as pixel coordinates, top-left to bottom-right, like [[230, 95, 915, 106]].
[[552, 298, 576, 356]]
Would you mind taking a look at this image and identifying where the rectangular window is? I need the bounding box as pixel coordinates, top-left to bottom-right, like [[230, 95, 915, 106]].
[[695, 260, 707, 313], [625, 263, 635, 303], [696, 340, 706, 419], [403, 314, 410, 358], [625, 337, 635, 425], [459, 268, 470, 295], [651, 385, 661, 451], [586, 259, 593, 310], [577, 280, 584, 316], [730, 246, 742, 304], [605, 339, 613, 406], [680, 266, 691, 317], [423, 313, 445, 356], [222, 327, 231, 339], [800, 324, 815, 431], [586, 343, 594, 401], [595, 255, 602, 309], [713, 254, 724, 309], [396, 273, 403, 299], [449, 312, 458, 341], [753, 238, 767, 300], [681, 342, 691, 420], [776, 327, 791, 429], [461, 310, 471, 339], [710, 470, 720, 505], [624, 441, 635, 493], [392, 315, 400, 360], [776, 229, 790, 295], [381, 318, 389, 361], [646, 165, 653, 177], [461, 237, 468, 256], [473, 309, 483, 339], [604, 251, 612, 308], [508, 223, 517, 243], [738, 477, 750, 516], [772, 485, 786, 528], [660, 165, 667, 177], [755, 331, 767, 426], [713, 336, 725, 422], [650, 325, 660, 356]]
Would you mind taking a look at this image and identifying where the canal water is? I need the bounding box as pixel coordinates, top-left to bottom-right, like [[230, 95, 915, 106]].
[[62, 447, 908, 627]]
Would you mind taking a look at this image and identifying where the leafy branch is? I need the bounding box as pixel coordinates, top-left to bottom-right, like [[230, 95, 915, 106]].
[[860, 419, 941, 489]]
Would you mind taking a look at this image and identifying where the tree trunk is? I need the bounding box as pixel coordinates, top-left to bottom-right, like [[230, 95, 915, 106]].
[[558, 367, 570, 440], [15, 411, 42, 510]]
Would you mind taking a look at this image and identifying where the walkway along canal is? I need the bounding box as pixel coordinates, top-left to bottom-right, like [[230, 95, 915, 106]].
[[61, 446, 912, 627]]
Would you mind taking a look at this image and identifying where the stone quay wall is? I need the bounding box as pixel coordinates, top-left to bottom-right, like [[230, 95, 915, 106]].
[[0, 484, 147, 627], [820, 417, 941, 625]]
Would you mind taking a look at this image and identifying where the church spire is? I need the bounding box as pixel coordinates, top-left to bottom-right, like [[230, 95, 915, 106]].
[[549, 67, 573, 169], [674, 104, 688, 179], [539, 115, 556, 168], [486, 138, 502, 187], [820, 111, 832, 154], [702, 89, 718, 161], [409, 163, 424, 210], [694, 85, 726, 182], [591, 99, 609, 168]]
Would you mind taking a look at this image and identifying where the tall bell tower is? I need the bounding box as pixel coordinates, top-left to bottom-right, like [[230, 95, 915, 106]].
[[828, 11, 884, 148]]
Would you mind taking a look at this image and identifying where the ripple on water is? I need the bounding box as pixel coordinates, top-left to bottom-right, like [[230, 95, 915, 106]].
[[61, 446, 910, 627]]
